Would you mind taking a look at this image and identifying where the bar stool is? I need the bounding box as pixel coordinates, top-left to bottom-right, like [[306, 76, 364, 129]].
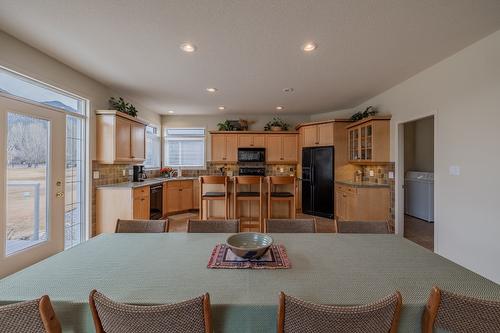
[[233, 176, 264, 232], [199, 176, 230, 220], [267, 176, 296, 219]]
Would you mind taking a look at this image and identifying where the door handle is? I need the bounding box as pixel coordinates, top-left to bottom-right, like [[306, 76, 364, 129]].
[[56, 192, 64, 198]]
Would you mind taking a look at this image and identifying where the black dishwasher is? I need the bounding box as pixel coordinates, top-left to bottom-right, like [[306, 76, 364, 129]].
[[150, 184, 163, 220]]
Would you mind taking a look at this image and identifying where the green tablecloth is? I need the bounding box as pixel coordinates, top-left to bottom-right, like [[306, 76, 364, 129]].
[[0, 233, 499, 332]]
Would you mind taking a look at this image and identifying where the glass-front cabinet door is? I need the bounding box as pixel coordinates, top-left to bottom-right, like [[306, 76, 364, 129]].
[[348, 128, 359, 160]]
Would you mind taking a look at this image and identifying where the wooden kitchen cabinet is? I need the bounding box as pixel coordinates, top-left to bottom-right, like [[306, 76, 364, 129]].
[[299, 122, 334, 147], [96, 110, 147, 164], [238, 134, 265, 148], [335, 183, 390, 222], [265, 134, 298, 163], [347, 116, 390, 163], [211, 134, 238, 162], [96, 185, 151, 234], [133, 187, 150, 219], [164, 180, 193, 215]]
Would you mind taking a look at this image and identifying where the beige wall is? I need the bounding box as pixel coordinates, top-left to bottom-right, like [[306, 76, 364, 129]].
[[353, 29, 500, 283], [162, 114, 310, 160], [404, 116, 434, 173]]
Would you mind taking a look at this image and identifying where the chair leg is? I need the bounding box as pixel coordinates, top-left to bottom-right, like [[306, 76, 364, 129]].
[[199, 199, 203, 219], [292, 198, 296, 219]]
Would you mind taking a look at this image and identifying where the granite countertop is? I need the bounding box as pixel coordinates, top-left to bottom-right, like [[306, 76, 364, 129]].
[[97, 177, 198, 189], [335, 179, 390, 188]]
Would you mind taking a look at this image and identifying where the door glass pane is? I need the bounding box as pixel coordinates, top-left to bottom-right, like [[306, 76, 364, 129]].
[[6, 113, 49, 255], [65, 115, 85, 249]]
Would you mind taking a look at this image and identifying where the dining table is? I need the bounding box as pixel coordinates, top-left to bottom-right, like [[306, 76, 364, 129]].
[[0, 233, 499, 332]]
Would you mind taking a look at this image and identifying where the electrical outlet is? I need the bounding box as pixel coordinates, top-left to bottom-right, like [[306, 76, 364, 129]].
[[369, 170, 374, 177], [279, 167, 284, 173], [128, 169, 133, 176], [388, 171, 395, 179], [92, 171, 100, 179], [122, 169, 126, 176]]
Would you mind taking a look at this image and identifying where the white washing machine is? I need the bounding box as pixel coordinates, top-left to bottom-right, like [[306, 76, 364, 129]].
[[405, 171, 434, 222]]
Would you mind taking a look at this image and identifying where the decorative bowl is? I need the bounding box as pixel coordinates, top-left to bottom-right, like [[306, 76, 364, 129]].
[[226, 232, 273, 259]]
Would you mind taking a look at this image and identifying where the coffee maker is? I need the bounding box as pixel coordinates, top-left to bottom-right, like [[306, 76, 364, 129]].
[[133, 165, 147, 182]]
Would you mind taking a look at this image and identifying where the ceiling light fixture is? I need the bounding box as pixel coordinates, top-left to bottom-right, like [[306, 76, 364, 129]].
[[276, 106, 284, 110], [283, 87, 294, 93], [180, 42, 196, 53], [218, 106, 225, 110], [167, 110, 175, 114], [302, 42, 317, 52], [206, 87, 218, 93]]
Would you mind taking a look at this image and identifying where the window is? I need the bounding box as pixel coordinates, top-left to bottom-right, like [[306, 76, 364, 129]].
[[164, 128, 205, 168], [145, 125, 161, 169], [0, 66, 85, 115], [0, 66, 88, 250]]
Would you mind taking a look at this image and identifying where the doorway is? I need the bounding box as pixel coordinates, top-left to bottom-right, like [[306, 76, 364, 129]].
[[0, 95, 66, 275], [401, 116, 435, 250]]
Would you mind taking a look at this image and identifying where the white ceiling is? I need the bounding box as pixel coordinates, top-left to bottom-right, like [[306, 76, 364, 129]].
[[1, 0, 500, 115]]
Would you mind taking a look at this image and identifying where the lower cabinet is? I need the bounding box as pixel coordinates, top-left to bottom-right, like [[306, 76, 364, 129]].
[[96, 185, 151, 234], [163, 180, 194, 215], [335, 184, 390, 222]]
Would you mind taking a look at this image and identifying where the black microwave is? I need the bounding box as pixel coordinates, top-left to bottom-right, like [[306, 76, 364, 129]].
[[238, 148, 265, 162]]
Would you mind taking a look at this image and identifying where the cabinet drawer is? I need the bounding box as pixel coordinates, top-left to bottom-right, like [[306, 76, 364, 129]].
[[165, 181, 181, 188], [181, 180, 193, 189], [133, 186, 149, 198]]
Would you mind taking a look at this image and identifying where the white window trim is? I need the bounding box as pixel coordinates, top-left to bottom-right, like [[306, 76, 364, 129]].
[[164, 127, 207, 170]]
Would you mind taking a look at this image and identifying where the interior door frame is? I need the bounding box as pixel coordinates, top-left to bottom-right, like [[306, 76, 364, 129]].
[[395, 111, 437, 251], [0, 95, 66, 277]]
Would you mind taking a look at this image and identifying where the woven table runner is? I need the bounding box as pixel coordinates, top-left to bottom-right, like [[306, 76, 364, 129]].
[[207, 244, 291, 269]]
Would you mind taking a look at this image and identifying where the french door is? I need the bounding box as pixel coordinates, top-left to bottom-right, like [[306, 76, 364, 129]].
[[0, 95, 66, 277]]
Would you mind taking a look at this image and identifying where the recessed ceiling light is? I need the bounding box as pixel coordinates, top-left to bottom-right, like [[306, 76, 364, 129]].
[[167, 110, 175, 114], [206, 87, 218, 93], [218, 106, 225, 110], [276, 106, 284, 110], [180, 42, 196, 53], [302, 42, 317, 52]]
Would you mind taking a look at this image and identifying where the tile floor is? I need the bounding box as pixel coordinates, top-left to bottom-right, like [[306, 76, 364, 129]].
[[403, 214, 434, 251], [168, 211, 336, 233]]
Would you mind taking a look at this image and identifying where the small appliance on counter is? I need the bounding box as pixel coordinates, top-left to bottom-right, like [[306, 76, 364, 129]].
[[133, 165, 147, 182]]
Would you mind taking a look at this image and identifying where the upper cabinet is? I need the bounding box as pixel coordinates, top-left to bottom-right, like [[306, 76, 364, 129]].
[[210, 133, 238, 162], [96, 110, 147, 164], [300, 122, 334, 147], [237, 134, 265, 148], [347, 116, 390, 163], [266, 134, 298, 164]]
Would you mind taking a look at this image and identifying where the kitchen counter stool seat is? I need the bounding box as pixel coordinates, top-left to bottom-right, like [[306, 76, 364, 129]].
[[199, 176, 230, 220], [267, 176, 296, 219], [234, 176, 264, 232]]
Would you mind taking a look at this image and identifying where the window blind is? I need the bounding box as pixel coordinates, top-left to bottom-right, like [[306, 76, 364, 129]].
[[164, 128, 205, 168]]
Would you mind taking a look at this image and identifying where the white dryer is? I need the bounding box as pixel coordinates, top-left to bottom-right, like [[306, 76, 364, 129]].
[[405, 171, 434, 222]]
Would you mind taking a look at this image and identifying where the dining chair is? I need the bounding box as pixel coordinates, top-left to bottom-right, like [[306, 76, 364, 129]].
[[233, 176, 264, 232], [115, 219, 169, 233], [267, 176, 296, 219], [421, 286, 500, 333], [89, 290, 212, 333], [277, 291, 402, 333], [265, 219, 316, 233], [187, 219, 240, 233], [335, 220, 390, 234], [0, 295, 62, 333], [199, 176, 230, 220]]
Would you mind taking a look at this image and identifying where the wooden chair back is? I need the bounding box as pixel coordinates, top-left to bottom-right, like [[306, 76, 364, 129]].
[[0, 295, 62, 333], [422, 286, 500, 333], [278, 291, 402, 333], [187, 219, 240, 233], [89, 290, 212, 333], [234, 176, 262, 185], [199, 176, 229, 185], [115, 219, 169, 233], [266, 219, 316, 233], [335, 220, 390, 234], [268, 176, 296, 185]]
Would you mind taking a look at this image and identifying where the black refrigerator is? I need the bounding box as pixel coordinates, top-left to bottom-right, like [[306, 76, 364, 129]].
[[302, 146, 334, 218]]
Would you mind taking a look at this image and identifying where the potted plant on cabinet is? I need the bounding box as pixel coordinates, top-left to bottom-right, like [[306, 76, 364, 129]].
[[264, 117, 289, 131]]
